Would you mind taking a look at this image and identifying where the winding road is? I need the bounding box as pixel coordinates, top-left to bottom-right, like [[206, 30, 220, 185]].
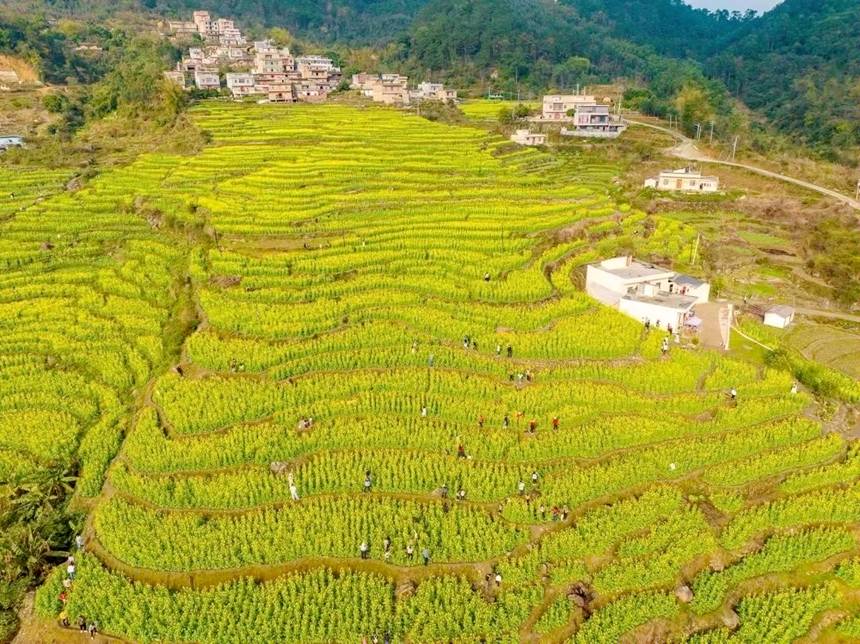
[[628, 119, 860, 211]]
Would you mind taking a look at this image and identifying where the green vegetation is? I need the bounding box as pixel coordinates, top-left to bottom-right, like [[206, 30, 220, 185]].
[[0, 101, 850, 642]]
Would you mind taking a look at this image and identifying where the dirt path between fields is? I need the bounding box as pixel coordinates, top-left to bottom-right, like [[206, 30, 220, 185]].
[[627, 120, 860, 212]]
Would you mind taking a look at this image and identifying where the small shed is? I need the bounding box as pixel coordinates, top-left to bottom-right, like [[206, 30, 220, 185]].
[[0, 135, 24, 151], [764, 305, 795, 329]]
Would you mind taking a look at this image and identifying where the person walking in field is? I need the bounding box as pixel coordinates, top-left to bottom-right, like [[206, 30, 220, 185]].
[[457, 443, 466, 459], [503, 414, 510, 429], [457, 488, 466, 501], [406, 542, 415, 561], [478, 415, 485, 429], [75, 534, 84, 551], [518, 480, 526, 496], [422, 547, 431, 566], [730, 387, 737, 402], [552, 416, 559, 431], [428, 353, 434, 367], [360, 541, 369, 559], [88, 622, 98, 639], [661, 337, 669, 356], [791, 382, 799, 395], [364, 470, 373, 493], [421, 405, 428, 418], [66, 557, 75, 581], [531, 470, 539, 486], [496, 344, 502, 356], [78, 616, 87, 632], [528, 419, 537, 434], [440, 483, 449, 499], [507, 345, 513, 358], [289, 479, 300, 501]]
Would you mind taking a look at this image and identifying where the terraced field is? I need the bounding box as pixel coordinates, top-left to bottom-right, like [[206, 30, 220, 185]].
[[8, 102, 859, 642]]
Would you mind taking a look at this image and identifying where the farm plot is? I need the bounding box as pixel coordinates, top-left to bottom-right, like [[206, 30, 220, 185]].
[[20, 102, 860, 642]]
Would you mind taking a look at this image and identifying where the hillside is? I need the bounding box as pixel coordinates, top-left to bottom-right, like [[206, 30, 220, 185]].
[[2, 98, 858, 643], [7, 0, 858, 157], [709, 0, 860, 159]]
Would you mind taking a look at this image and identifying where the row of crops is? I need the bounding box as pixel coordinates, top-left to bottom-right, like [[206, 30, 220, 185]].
[[17, 101, 860, 642]]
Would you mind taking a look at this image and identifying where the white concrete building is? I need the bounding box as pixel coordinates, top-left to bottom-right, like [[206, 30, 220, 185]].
[[542, 94, 596, 121], [193, 71, 221, 91], [561, 103, 627, 138], [225, 73, 256, 97], [413, 82, 457, 102], [764, 305, 795, 329], [510, 130, 546, 146], [644, 168, 720, 193], [586, 256, 710, 330], [618, 292, 698, 332]]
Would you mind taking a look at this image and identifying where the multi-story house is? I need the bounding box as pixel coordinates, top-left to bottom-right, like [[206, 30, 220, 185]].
[[541, 94, 597, 121], [225, 73, 257, 98], [560, 104, 627, 138]]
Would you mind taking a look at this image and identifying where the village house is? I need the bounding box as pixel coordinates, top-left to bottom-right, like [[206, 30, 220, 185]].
[[586, 256, 711, 331], [268, 84, 296, 103], [352, 73, 410, 105], [254, 42, 293, 74], [163, 70, 186, 88], [561, 103, 627, 138], [166, 15, 341, 104], [644, 167, 720, 193], [193, 71, 221, 91], [412, 82, 457, 102], [541, 94, 597, 121], [225, 73, 256, 97], [166, 19, 197, 36], [764, 305, 796, 329], [0, 69, 20, 85], [192, 11, 214, 37], [510, 130, 546, 146]]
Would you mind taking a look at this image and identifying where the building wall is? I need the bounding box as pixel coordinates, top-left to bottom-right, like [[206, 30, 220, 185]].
[[618, 299, 686, 330], [764, 312, 793, 329]]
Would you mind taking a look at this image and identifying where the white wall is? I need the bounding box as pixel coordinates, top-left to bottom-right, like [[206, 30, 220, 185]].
[[618, 298, 686, 330]]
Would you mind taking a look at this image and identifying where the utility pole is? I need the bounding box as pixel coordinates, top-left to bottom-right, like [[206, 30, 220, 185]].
[[855, 178, 860, 202], [709, 121, 714, 145], [731, 135, 739, 162], [691, 233, 701, 266], [695, 123, 702, 140]]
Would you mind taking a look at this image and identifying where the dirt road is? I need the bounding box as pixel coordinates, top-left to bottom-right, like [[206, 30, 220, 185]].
[[628, 120, 860, 211]]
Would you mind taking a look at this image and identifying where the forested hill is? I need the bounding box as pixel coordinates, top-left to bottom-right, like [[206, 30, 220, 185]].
[[5, 0, 859, 157], [709, 0, 860, 155]]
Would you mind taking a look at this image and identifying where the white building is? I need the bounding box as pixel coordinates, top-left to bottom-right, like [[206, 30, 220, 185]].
[[542, 94, 596, 121], [225, 73, 256, 97], [510, 130, 546, 146], [586, 256, 710, 330], [561, 103, 626, 138], [0, 135, 24, 151], [193, 71, 221, 91], [764, 305, 795, 329], [644, 168, 720, 193], [413, 82, 457, 102]]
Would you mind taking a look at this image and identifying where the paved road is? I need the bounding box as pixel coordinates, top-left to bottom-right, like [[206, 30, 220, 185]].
[[628, 120, 860, 211]]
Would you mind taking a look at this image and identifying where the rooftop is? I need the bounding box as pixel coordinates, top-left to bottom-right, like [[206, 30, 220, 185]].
[[622, 292, 698, 310], [673, 274, 706, 288], [767, 305, 796, 317], [594, 258, 675, 281]]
